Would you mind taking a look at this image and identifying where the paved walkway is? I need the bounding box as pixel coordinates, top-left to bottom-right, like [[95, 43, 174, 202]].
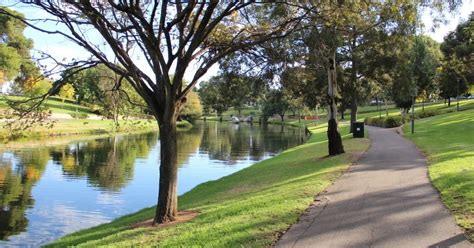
[[276, 126, 471, 248]]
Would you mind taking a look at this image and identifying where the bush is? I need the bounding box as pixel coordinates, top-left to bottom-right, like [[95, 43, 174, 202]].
[[416, 110, 437, 119], [384, 116, 403, 128], [364, 116, 406, 128], [69, 112, 88, 119]]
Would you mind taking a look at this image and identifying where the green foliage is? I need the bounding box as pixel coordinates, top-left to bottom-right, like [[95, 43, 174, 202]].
[[388, 36, 442, 111], [28, 79, 52, 96], [0, 43, 21, 83], [261, 89, 289, 122], [404, 110, 474, 241], [0, 7, 36, 86], [198, 76, 229, 116], [437, 14, 473, 100], [179, 91, 202, 122], [64, 64, 147, 119], [364, 116, 406, 128], [440, 14, 473, 85], [58, 83, 76, 99], [281, 66, 326, 110], [412, 36, 442, 97], [69, 112, 88, 119]]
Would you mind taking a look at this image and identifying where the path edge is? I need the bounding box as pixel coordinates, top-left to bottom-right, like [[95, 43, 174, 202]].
[[395, 126, 473, 243], [271, 134, 372, 247]]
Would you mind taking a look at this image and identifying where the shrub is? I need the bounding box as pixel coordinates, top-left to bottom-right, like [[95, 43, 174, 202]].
[[384, 116, 402, 128], [70, 112, 88, 119], [416, 110, 437, 119], [365, 116, 405, 128]]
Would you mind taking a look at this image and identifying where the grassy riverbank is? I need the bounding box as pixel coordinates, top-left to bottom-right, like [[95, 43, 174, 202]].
[[0, 95, 161, 145], [0, 95, 93, 115], [403, 109, 474, 241], [0, 119, 156, 146], [0, 120, 195, 150], [47, 123, 369, 247]]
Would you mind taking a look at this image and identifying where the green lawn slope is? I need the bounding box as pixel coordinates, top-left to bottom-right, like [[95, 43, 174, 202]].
[[0, 95, 93, 115], [404, 109, 474, 241], [46, 123, 369, 247]]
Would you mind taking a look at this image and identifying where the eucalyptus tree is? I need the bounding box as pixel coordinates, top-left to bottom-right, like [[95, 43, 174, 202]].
[[198, 76, 230, 118], [0, 6, 38, 86], [0, 1, 308, 223], [411, 36, 442, 110], [261, 89, 289, 123], [438, 14, 473, 104]]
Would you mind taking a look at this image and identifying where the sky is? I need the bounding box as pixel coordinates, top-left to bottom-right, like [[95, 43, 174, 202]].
[[4, 1, 474, 86]]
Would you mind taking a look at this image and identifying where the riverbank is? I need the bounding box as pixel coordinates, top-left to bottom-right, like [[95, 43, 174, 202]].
[[0, 119, 192, 150], [403, 109, 474, 241], [46, 123, 369, 247]]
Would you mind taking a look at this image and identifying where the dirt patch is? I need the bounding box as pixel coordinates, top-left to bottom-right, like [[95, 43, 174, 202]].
[[350, 151, 365, 162], [130, 210, 200, 229]]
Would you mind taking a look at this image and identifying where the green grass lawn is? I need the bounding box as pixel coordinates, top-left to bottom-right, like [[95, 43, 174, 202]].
[[0, 95, 165, 145], [403, 109, 474, 241], [46, 123, 369, 247], [0, 95, 93, 115], [0, 118, 160, 148], [357, 100, 474, 121]]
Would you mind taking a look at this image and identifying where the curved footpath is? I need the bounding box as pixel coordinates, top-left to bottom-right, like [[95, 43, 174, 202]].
[[276, 126, 471, 248]]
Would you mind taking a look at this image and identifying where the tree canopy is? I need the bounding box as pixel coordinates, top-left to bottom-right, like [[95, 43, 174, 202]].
[[0, 7, 35, 85]]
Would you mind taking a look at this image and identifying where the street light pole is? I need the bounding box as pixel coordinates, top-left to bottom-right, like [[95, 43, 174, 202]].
[[411, 95, 415, 134], [457, 79, 460, 111], [411, 87, 417, 134]]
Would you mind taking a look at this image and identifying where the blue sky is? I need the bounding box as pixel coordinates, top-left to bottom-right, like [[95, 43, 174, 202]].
[[5, 2, 474, 84]]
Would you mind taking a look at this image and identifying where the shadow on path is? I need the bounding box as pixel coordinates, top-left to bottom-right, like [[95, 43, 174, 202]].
[[276, 126, 471, 248]]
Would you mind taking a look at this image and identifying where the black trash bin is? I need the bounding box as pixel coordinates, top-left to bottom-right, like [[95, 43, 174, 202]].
[[353, 122, 364, 138]]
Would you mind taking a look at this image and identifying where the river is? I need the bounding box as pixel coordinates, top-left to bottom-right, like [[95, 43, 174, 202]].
[[0, 121, 307, 246]]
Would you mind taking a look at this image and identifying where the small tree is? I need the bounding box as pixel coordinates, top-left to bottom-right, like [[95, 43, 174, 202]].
[[262, 89, 289, 123], [58, 83, 75, 100], [198, 76, 230, 119], [179, 91, 202, 123]]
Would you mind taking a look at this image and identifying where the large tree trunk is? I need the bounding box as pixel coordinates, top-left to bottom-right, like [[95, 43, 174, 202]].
[[448, 98, 451, 107], [154, 108, 179, 224], [327, 52, 345, 156]]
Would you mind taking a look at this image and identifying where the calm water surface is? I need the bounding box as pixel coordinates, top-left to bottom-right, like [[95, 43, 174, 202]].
[[0, 122, 307, 246]]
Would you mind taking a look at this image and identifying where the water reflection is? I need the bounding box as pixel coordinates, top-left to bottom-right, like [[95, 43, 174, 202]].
[[0, 122, 306, 245], [49, 132, 159, 191]]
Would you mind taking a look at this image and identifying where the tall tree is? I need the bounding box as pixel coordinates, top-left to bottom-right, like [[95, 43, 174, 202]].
[[411, 36, 442, 110], [438, 14, 473, 103], [2, 1, 306, 223], [198, 76, 230, 119], [0, 7, 35, 85], [261, 89, 289, 123]]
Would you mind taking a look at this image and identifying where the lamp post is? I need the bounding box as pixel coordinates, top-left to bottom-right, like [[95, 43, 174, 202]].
[[411, 87, 418, 134], [378, 96, 381, 118], [457, 79, 460, 112], [75, 94, 79, 114]]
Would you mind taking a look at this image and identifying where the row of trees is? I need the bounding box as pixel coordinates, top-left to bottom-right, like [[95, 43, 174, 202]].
[[0, 1, 470, 224], [200, 10, 472, 125]]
